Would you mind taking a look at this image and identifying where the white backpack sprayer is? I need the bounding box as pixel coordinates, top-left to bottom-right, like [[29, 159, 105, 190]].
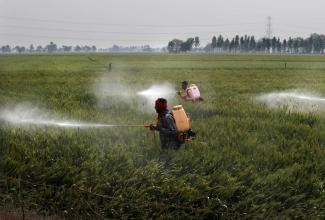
[[187, 84, 201, 100]]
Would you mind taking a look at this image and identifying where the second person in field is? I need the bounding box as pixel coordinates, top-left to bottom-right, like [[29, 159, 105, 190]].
[[177, 81, 203, 101]]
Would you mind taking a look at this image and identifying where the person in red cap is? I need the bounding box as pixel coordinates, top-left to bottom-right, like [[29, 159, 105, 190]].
[[150, 98, 180, 149]]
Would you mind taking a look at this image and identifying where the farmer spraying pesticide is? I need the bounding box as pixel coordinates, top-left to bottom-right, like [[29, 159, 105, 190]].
[[177, 81, 203, 101], [148, 98, 195, 150]]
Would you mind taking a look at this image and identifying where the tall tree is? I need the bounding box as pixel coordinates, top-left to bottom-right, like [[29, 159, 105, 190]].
[[36, 45, 43, 53], [229, 38, 235, 52], [244, 35, 249, 51], [234, 35, 240, 52], [256, 39, 264, 51], [306, 36, 313, 53], [240, 36, 244, 51], [46, 42, 57, 53], [265, 38, 271, 52], [249, 36, 256, 51], [167, 41, 176, 53], [288, 37, 293, 53], [14, 46, 25, 53], [216, 35, 224, 51], [167, 39, 183, 53], [293, 38, 299, 53], [180, 38, 194, 52], [211, 36, 217, 51], [75, 45, 82, 52], [83, 46, 91, 52], [1, 45, 11, 53], [282, 39, 287, 53], [223, 39, 230, 51], [194, 36, 200, 49], [271, 37, 277, 52], [29, 44, 34, 53], [276, 38, 281, 52]]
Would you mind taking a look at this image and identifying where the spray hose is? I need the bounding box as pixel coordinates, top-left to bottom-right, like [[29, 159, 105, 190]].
[[94, 123, 150, 128], [93, 124, 150, 128]]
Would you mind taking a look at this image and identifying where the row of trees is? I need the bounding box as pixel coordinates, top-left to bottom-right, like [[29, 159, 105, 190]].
[[167, 33, 325, 54], [0, 42, 97, 53], [108, 44, 154, 52], [2, 34, 325, 54], [0, 42, 157, 53]]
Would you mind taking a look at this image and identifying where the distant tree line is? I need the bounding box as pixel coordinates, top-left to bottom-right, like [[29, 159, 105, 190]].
[[108, 44, 154, 52], [2, 34, 325, 54], [167, 33, 325, 54], [0, 42, 97, 53], [0, 42, 159, 53]]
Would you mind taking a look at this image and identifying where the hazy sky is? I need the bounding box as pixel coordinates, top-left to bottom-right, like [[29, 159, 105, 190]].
[[1, 0, 325, 48]]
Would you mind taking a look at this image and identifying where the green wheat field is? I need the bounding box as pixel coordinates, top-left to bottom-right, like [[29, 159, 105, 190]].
[[1, 54, 325, 219]]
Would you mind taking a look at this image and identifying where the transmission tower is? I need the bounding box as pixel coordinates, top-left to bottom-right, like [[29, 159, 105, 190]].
[[266, 16, 272, 39]]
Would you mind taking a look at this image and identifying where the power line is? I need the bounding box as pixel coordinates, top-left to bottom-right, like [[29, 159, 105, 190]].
[[1, 32, 230, 43], [0, 32, 173, 42], [276, 24, 324, 32], [3, 15, 325, 31], [0, 15, 261, 28], [0, 24, 262, 36]]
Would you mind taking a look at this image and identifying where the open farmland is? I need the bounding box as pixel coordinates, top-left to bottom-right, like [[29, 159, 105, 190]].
[[1, 54, 325, 219]]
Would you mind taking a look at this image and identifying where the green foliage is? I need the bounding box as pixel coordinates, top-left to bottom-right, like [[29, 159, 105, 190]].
[[1, 54, 325, 219]]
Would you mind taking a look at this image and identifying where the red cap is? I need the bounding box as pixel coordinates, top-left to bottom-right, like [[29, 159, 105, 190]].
[[155, 98, 167, 111]]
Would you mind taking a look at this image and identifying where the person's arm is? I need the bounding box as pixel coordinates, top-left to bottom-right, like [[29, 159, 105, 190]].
[[158, 115, 177, 136], [149, 120, 158, 131], [177, 90, 187, 99], [149, 124, 158, 130]]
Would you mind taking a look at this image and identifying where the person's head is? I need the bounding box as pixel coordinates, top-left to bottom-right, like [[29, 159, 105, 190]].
[[155, 98, 167, 114], [182, 81, 189, 90]]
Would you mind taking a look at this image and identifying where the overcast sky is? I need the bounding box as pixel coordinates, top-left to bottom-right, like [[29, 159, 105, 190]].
[[1, 0, 325, 48]]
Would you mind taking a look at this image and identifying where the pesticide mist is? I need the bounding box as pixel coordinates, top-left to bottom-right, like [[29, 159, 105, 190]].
[[93, 70, 176, 112], [137, 83, 176, 103], [92, 64, 176, 113], [0, 104, 137, 128], [257, 90, 325, 112]]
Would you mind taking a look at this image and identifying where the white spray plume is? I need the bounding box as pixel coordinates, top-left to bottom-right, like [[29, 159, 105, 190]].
[[136, 83, 177, 112], [256, 90, 325, 112], [137, 83, 176, 101], [93, 70, 176, 112], [0, 104, 140, 128]]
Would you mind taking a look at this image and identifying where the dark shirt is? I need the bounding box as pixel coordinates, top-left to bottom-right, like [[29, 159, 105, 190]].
[[157, 110, 180, 149]]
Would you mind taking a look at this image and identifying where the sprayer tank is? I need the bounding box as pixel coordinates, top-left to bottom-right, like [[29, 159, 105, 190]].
[[172, 105, 190, 132]]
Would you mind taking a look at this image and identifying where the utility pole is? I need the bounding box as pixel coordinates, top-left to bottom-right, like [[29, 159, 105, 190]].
[[266, 16, 272, 39]]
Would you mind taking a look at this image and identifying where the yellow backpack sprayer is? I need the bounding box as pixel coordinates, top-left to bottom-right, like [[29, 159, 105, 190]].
[[172, 105, 195, 143]]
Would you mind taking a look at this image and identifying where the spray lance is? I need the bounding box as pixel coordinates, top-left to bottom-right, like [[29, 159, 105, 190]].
[[60, 123, 151, 129]]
